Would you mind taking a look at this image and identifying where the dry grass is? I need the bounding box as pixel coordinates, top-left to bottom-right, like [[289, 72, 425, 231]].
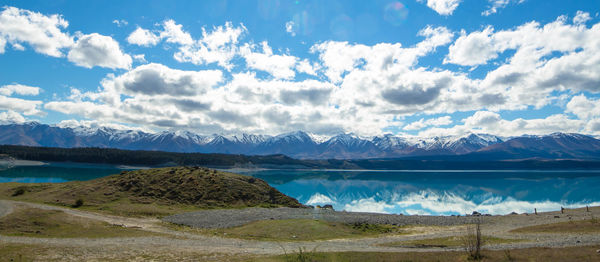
[[510, 218, 600, 234], [0, 206, 162, 238], [0, 243, 257, 262], [258, 246, 600, 262], [168, 219, 409, 241], [0, 166, 300, 218], [381, 235, 524, 248]]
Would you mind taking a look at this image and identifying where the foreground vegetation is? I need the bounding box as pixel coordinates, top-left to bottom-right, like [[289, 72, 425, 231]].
[[511, 218, 600, 234], [169, 219, 409, 241], [260, 246, 600, 262], [0, 206, 161, 238], [0, 166, 301, 217], [1, 243, 599, 262], [380, 235, 524, 248]]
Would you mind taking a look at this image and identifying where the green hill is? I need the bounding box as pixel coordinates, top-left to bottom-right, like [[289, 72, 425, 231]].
[[0, 166, 302, 217]]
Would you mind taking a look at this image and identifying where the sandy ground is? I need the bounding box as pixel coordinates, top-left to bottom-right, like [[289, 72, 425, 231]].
[[0, 200, 599, 259]]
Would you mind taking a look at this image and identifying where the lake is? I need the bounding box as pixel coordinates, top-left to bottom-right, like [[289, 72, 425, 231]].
[[2, 162, 599, 215]]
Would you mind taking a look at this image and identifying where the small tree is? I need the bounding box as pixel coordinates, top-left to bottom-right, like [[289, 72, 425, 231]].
[[463, 220, 484, 260]]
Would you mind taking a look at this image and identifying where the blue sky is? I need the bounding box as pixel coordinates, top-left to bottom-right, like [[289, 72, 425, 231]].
[[0, 0, 599, 137]]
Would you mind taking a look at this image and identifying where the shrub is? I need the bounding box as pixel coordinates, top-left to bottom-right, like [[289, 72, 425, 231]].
[[73, 198, 84, 208], [11, 187, 25, 197], [463, 220, 484, 260]]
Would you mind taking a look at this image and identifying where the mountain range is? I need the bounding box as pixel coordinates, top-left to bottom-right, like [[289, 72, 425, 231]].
[[1, 122, 599, 160]]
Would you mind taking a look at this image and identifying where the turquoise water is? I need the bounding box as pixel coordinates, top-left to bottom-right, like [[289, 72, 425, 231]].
[[240, 169, 600, 215], [0, 162, 128, 183], [2, 163, 599, 215]]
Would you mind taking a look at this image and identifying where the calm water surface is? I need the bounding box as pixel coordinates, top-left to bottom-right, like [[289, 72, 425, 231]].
[[1, 163, 599, 215]]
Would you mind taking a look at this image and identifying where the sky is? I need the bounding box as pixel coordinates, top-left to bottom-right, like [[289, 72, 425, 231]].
[[0, 0, 599, 138]]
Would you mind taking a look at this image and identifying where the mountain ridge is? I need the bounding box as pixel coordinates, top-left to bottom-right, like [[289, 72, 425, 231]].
[[1, 122, 599, 160]]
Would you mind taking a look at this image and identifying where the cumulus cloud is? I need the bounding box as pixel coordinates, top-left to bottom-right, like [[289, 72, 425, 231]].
[[106, 63, 223, 96], [35, 13, 600, 137], [445, 27, 496, 66], [573, 11, 592, 25], [0, 95, 43, 116], [482, 0, 525, 16], [0, 84, 40, 96], [174, 22, 247, 69], [127, 27, 160, 47], [0, 110, 26, 124], [417, 0, 462, 16], [240, 41, 298, 79], [67, 33, 132, 69], [419, 111, 585, 137], [566, 94, 600, 120], [0, 6, 73, 56], [404, 116, 452, 130]]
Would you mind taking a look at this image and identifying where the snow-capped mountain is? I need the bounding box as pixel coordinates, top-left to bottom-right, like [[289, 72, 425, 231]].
[[0, 122, 598, 160]]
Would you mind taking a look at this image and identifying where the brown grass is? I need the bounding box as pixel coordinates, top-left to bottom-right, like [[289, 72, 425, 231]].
[[0, 206, 162, 238], [510, 218, 600, 234], [169, 219, 409, 241], [258, 246, 600, 262], [0, 166, 301, 218]]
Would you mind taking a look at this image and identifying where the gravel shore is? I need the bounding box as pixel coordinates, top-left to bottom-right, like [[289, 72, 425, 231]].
[[163, 207, 480, 228]]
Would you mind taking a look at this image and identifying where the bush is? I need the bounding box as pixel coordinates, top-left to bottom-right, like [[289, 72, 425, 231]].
[[463, 220, 484, 260], [11, 187, 25, 197], [73, 198, 84, 208]]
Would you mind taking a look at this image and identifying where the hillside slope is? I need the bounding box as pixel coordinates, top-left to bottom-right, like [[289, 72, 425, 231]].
[[0, 166, 302, 216]]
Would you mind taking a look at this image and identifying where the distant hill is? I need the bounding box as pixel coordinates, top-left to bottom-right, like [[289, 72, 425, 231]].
[[2, 144, 600, 170], [4, 122, 600, 160]]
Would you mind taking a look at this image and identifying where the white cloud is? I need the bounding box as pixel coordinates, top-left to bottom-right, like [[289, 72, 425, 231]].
[[0, 6, 73, 57], [67, 33, 132, 69], [106, 63, 223, 96], [0, 110, 26, 124], [240, 41, 298, 79], [404, 116, 452, 130], [285, 21, 296, 36], [174, 22, 246, 69], [132, 54, 147, 63], [482, 0, 525, 16], [0, 84, 40, 96], [445, 27, 496, 66], [0, 95, 43, 116], [112, 19, 128, 27], [573, 11, 592, 25], [417, 0, 462, 16], [160, 19, 194, 45], [419, 111, 585, 137], [566, 94, 600, 120], [127, 27, 160, 47]]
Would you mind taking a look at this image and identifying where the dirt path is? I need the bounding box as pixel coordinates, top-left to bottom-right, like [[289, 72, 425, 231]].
[[0, 200, 599, 257]]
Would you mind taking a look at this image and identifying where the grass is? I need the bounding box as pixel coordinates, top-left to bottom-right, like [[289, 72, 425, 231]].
[[0, 166, 301, 218], [168, 219, 409, 241], [0, 206, 162, 238], [380, 235, 525, 248], [510, 218, 600, 234], [0, 243, 256, 262], [257, 245, 600, 262]]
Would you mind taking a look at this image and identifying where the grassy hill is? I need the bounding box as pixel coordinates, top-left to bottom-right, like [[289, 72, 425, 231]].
[[0, 166, 302, 217]]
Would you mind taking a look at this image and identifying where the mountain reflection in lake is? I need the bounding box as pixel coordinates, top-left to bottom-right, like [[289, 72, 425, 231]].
[[2, 164, 599, 216], [239, 170, 600, 215]]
